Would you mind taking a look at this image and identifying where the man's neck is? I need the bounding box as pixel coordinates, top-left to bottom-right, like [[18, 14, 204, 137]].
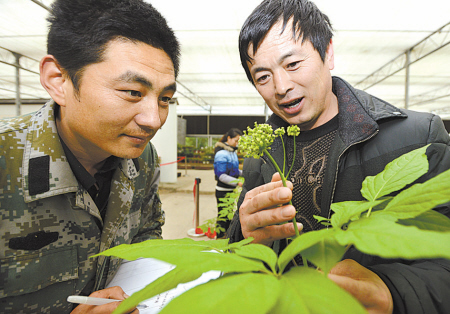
[[303, 93, 339, 131], [56, 115, 109, 176]]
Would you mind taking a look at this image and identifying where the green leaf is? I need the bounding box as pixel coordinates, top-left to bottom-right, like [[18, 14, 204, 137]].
[[97, 237, 270, 278], [313, 215, 330, 223], [160, 272, 281, 314], [382, 168, 450, 219], [278, 228, 336, 274], [331, 199, 388, 228], [227, 237, 254, 250], [361, 145, 429, 201], [396, 210, 450, 231], [95, 238, 227, 261], [233, 243, 278, 273], [335, 216, 450, 259], [278, 267, 366, 314], [301, 235, 347, 275], [96, 238, 244, 260]]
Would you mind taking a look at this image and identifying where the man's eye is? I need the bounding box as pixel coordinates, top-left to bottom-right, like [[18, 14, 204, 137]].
[[125, 90, 142, 97], [160, 96, 172, 103], [287, 61, 300, 69], [256, 74, 269, 84]]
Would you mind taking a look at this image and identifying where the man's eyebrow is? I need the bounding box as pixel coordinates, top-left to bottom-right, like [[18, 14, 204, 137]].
[[252, 66, 270, 77], [117, 71, 153, 88], [116, 71, 176, 93], [164, 82, 177, 93], [251, 51, 296, 77], [278, 51, 295, 64]]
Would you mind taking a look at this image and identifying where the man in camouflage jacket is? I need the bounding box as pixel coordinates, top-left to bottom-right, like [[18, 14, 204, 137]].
[[0, 0, 180, 313], [0, 101, 164, 312]]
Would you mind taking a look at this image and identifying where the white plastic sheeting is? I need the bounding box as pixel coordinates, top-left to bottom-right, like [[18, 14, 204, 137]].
[[0, 0, 449, 118]]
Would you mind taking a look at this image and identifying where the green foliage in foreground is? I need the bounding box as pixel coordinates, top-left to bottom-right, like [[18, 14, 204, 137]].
[[96, 145, 450, 314]]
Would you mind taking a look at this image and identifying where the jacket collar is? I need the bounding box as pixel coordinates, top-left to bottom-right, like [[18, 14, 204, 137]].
[[332, 76, 407, 147], [215, 141, 236, 152], [23, 100, 140, 202]]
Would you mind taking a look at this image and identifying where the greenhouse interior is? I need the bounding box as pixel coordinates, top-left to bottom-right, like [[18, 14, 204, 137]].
[[1, 0, 450, 313]]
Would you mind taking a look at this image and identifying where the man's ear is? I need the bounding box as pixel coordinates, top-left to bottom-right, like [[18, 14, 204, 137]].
[[39, 55, 68, 106], [326, 39, 335, 71]]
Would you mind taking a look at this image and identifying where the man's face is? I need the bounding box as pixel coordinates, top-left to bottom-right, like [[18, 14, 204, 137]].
[[247, 21, 337, 130], [59, 39, 176, 162]]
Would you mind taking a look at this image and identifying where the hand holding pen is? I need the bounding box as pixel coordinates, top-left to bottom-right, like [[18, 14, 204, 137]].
[[68, 286, 142, 314]]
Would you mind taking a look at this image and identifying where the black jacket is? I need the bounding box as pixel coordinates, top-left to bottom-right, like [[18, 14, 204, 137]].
[[228, 77, 450, 314]]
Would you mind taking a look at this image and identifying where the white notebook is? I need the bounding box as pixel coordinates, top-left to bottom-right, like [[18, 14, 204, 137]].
[[107, 258, 221, 313]]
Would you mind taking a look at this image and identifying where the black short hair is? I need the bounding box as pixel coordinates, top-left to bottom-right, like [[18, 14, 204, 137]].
[[47, 0, 180, 91], [220, 128, 243, 143], [239, 0, 333, 85]]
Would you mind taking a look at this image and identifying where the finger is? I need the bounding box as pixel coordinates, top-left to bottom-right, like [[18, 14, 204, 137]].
[[271, 172, 293, 189], [327, 273, 360, 296], [247, 222, 303, 246], [89, 286, 128, 300], [244, 176, 292, 201], [241, 186, 292, 216], [242, 204, 296, 230], [71, 302, 121, 314], [329, 259, 364, 278], [271, 172, 282, 182]]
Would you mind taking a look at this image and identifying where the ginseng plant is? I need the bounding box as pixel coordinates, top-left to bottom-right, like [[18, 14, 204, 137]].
[[238, 123, 301, 239], [96, 126, 450, 314]]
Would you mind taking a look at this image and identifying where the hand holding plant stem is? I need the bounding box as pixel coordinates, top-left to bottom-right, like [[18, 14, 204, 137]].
[[239, 123, 301, 237]]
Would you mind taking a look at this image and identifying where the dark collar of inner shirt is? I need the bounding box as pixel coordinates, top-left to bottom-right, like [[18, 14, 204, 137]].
[[296, 113, 339, 142], [59, 137, 121, 195]]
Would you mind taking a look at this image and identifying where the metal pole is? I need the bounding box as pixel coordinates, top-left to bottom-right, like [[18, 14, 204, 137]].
[[184, 156, 187, 176], [194, 177, 201, 228], [187, 177, 205, 237], [14, 53, 21, 116], [405, 49, 411, 109]]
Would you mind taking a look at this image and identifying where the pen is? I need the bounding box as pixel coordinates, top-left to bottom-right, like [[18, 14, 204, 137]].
[[67, 295, 148, 309]]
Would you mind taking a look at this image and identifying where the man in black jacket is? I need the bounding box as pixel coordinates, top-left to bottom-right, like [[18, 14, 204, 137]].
[[227, 0, 450, 313]]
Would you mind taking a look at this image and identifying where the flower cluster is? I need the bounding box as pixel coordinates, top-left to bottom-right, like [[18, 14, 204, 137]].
[[239, 123, 302, 159], [239, 123, 275, 158], [287, 125, 300, 137], [239, 122, 302, 239], [274, 128, 285, 137]]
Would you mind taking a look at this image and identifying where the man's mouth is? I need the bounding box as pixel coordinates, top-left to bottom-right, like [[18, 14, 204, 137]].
[[129, 134, 148, 140], [124, 133, 152, 144], [280, 98, 303, 110]]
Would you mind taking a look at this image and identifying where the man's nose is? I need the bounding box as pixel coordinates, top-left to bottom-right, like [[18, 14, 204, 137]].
[[274, 69, 294, 98], [134, 98, 164, 130]]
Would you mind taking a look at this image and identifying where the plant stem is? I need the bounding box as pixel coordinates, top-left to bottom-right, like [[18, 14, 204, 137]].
[[286, 134, 296, 178], [263, 150, 300, 237], [280, 134, 286, 175]]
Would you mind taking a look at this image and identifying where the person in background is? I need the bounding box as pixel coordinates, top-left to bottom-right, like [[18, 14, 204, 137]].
[[213, 128, 243, 238], [227, 0, 450, 313], [0, 0, 179, 313]]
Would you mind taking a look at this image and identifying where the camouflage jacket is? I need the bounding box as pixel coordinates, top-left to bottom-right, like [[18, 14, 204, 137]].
[[0, 101, 165, 313]]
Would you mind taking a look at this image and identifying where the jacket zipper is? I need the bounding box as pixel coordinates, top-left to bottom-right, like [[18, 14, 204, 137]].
[[327, 129, 380, 221]]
